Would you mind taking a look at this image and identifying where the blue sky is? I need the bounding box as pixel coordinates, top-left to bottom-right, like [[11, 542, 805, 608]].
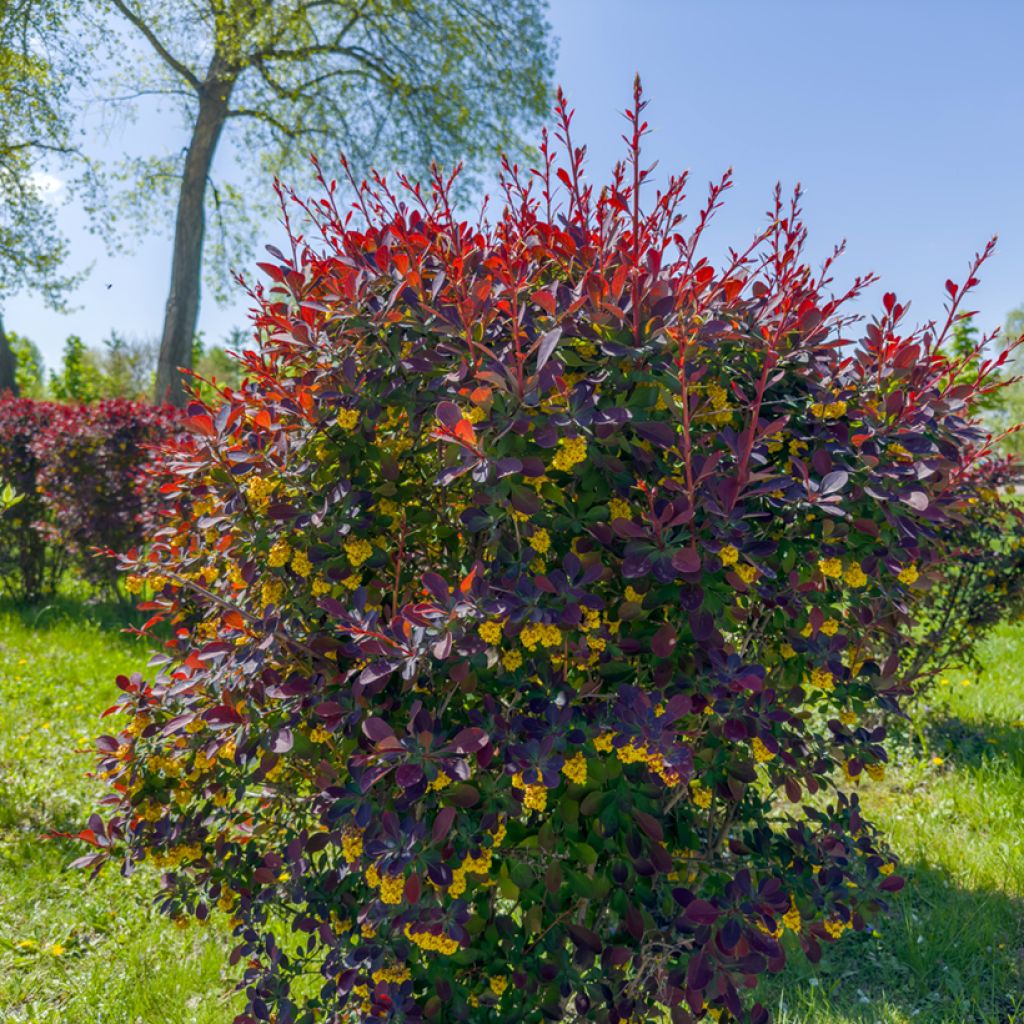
[[8, 0, 1024, 369]]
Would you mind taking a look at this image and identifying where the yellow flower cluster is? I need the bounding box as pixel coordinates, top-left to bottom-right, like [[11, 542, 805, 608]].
[[511, 772, 547, 812], [561, 751, 587, 785], [378, 872, 405, 904], [268, 538, 291, 567], [341, 826, 364, 864], [809, 666, 835, 691], [530, 527, 551, 554], [581, 607, 601, 632], [823, 916, 850, 939], [404, 923, 459, 955], [311, 575, 331, 596], [594, 732, 615, 753], [344, 537, 373, 567], [782, 896, 801, 931], [488, 975, 509, 996], [447, 845, 493, 898], [897, 563, 919, 585], [839, 563, 866, 590], [810, 399, 847, 419], [260, 578, 285, 609], [690, 781, 713, 809], [734, 563, 757, 585], [608, 497, 631, 520], [246, 475, 275, 512], [502, 649, 523, 672], [719, 545, 739, 567], [818, 557, 843, 578], [291, 549, 312, 577], [478, 621, 503, 645], [520, 622, 561, 650], [705, 382, 732, 425], [371, 964, 411, 985], [865, 762, 885, 781], [551, 435, 588, 472], [428, 771, 452, 792], [615, 739, 680, 786], [751, 737, 775, 763], [336, 408, 359, 430], [820, 618, 839, 637]]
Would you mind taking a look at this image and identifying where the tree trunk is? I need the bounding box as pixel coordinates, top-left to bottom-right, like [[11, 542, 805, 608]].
[[154, 73, 234, 407], [0, 314, 18, 396]]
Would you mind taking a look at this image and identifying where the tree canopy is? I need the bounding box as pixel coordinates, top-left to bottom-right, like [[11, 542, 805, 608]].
[[80, 0, 556, 403]]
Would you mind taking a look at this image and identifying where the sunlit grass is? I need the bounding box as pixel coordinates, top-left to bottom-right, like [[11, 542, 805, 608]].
[[0, 597, 236, 1023]]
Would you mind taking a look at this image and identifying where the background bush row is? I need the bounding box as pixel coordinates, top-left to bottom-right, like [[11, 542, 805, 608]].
[[0, 396, 179, 599]]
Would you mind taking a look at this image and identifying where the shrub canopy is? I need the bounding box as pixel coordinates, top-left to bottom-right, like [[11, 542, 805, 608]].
[[89, 87, 1018, 1024]]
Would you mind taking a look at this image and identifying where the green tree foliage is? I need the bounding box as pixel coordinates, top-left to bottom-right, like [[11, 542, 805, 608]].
[[0, 2, 88, 391], [989, 303, 1024, 457], [47, 0, 557, 405], [6, 330, 46, 397], [49, 335, 98, 403]]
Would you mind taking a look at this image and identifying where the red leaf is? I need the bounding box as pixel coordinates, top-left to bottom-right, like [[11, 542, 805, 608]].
[[432, 806, 456, 844]]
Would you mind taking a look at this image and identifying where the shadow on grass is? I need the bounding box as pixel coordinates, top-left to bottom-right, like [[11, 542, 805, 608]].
[[767, 859, 1024, 1024], [0, 590, 143, 635], [921, 713, 1024, 773]]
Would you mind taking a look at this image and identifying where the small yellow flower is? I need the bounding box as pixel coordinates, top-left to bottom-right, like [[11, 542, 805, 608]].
[[809, 666, 835, 691], [551, 435, 588, 472], [734, 563, 757, 585], [561, 751, 588, 785], [379, 872, 405, 904], [608, 497, 631, 521], [818, 557, 842, 579], [502, 649, 523, 672], [690, 781, 712, 809], [844, 562, 868, 588], [336, 408, 359, 430], [820, 618, 840, 637], [897, 563, 919, 586], [290, 549, 312, 577], [478, 620, 503, 646], [344, 537, 373, 567], [751, 737, 775, 763], [719, 544, 739, 567], [530, 527, 551, 554], [489, 975, 509, 996]]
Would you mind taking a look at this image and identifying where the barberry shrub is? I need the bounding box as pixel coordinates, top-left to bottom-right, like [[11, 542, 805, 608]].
[[35, 398, 180, 592], [91, 86, 1018, 1024], [891, 458, 1024, 695], [0, 398, 65, 600], [0, 396, 178, 597]]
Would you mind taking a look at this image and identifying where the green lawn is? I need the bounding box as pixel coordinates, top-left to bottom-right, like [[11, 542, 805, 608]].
[[1, 597, 1022, 1023]]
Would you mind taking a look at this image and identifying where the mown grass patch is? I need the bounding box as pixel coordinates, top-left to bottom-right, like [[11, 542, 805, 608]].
[[0, 595, 236, 1023]]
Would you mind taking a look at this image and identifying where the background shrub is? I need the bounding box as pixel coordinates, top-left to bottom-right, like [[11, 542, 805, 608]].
[[91, 88, 1019, 1024], [0, 396, 178, 596], [0, 398, 64, 600], [888, 458, 1024, 696]]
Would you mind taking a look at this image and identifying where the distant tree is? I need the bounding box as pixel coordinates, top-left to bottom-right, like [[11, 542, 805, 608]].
[[95, 331, 158, 398], [995, 304, 1024, 457], [43, 0, 555, 405], [0, 0, 84, 392], [50, 335, 99, 403], [6, 330, 46, 397]]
